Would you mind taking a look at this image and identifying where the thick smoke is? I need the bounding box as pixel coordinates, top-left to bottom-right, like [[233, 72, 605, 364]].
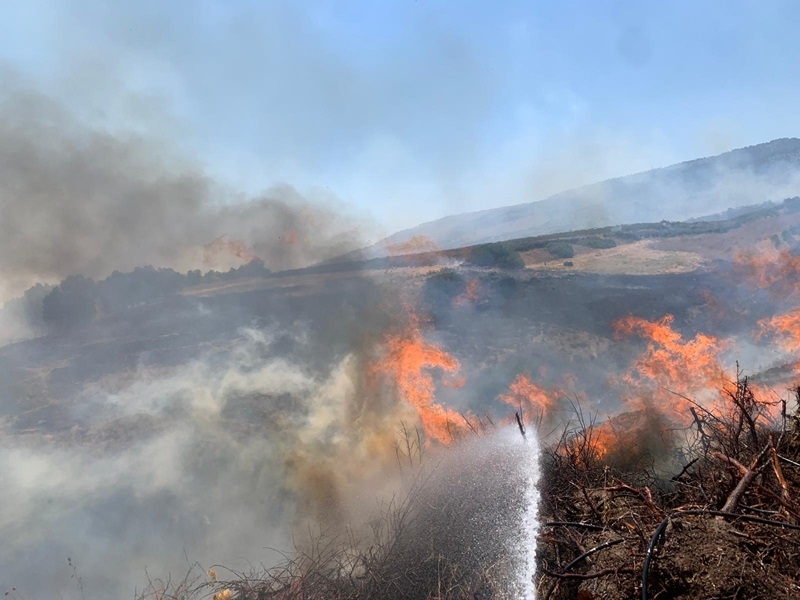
[[0, 80, 424, 598], [0, 82, 365, 303], [0, 310, 435, 598]]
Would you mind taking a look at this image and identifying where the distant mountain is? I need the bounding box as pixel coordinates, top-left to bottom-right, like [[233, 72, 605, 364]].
[[374, 138, 800, 255]]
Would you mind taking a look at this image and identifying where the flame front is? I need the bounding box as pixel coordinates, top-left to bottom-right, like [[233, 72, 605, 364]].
[[498, 373, 558, 422], [371, 313, 465, 444], [203, 235, 257, 267], [614, 314, 729, 420], [735, 247, 800, 296], [384, 235, 439, 256], [759, 309, 800, 353]]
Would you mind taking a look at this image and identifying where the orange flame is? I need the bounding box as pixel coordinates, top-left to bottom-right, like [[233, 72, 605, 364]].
[[203, 235, 257, 267], [572, 408, 673, 464], [582, 422, 618, 462], [614, 314, 729, 419], [384, 235, 439, 257], [751, 309, 800, 398], [734, 248, 800, 296], [759, 309, 800, 354], [498, 373, 558, 422], [370, 312, 465, 444], [452, 278, 480, 307]]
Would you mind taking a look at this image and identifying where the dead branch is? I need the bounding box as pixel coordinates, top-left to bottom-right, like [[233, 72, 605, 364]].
[[542, 566, 635, 580], [712, 444, 770, 513], [604, 484, 662, 518], [515, 411, 526, 440], [770, 437, 797, 521]]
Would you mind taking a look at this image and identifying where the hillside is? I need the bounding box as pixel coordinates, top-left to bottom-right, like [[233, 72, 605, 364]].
[[374, 138, 800, 254], [4, 188, 800, 599]]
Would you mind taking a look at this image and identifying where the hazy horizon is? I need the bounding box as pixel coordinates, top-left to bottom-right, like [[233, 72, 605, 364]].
[[3, 1, 800, 238]]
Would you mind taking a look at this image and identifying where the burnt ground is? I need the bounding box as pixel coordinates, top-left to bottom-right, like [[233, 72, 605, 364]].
[[2, 256, 800, 599], [0, 262, 774, 434]]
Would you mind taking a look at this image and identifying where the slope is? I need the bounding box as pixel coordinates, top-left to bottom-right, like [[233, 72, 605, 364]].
[[376, 138, 800, 254]]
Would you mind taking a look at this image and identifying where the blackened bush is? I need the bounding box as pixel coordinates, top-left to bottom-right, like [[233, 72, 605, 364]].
[[580, 236, 616, 249], [422, 269, 467, 315], [42, 275, 96, 330]]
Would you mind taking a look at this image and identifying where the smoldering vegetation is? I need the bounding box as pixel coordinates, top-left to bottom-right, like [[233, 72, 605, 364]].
[[1, 244, 798, 599], [0, 285, 410, 599], [537, 379, 800, 599]]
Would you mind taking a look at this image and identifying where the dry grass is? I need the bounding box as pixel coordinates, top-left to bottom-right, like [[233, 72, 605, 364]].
[[521, 240, 705, 275]]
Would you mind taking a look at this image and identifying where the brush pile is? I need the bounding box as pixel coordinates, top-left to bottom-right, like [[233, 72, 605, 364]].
[[539, 377, 800, 600]]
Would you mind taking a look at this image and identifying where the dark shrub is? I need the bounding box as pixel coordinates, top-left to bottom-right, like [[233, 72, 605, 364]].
[[546, 241, 575, 259], [467, 244, 524, 269], [42, 275, 96, 330], [422, 269, 467, 314], [580, 236, 616, 249]]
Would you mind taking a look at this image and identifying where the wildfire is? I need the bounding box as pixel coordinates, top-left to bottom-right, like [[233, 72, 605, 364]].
[[614, 314, 729, 418], [452, 278, 480, 307], [583, 421, 618, 461], [371, 312, 466, 444], [734, 247, 800, 296], [759, 310, 800, 354], [281, 230, 299, 245], [757, 312, 800, 401], [384, 235, 439, 256], [203, 235, 257, 267], [572, 408, 674, 465], [498, 373, 558, 422]]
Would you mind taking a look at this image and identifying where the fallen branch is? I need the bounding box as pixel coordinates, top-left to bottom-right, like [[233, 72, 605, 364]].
[[542, 521, 608, 532], [541, 566, 635, 580], [515, 411, 526, 440], [769, 441, 789, 507], [778, 454, 800, 468], [670, 457, 700, 481], [604, 484, 662, 518], [712, 444, 770, 513]]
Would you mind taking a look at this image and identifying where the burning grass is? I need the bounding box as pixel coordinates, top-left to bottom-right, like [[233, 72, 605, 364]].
[[130, 370, 800, 600], [110, 288, 800, 600]]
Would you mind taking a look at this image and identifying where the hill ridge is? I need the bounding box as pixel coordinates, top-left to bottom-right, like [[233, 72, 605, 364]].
[[375, 138, 800, 254]]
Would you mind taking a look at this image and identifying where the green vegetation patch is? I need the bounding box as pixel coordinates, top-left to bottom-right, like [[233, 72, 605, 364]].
[[467, 243, 524, 269], [580, 236, 616, 249], [545, 241, 575, 259]]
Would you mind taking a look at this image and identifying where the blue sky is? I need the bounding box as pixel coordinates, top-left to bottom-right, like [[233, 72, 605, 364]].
[[2, 0, 800, 234]]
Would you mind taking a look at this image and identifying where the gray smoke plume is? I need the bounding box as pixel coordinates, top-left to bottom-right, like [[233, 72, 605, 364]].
[[0, 314, 434, 599], [0, 81, 365, 302], [0, 79, 422, 598]]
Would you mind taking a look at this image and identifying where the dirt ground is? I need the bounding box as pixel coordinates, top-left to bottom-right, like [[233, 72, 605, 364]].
[[521, 240, 707, 275]]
